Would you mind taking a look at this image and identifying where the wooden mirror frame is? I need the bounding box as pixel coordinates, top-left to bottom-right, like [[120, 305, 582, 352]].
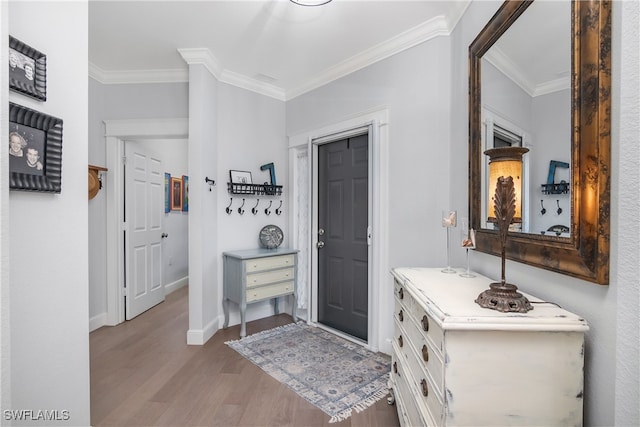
[[469, 0, 611, 284]]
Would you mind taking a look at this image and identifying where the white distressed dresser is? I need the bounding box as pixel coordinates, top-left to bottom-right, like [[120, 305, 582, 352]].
[[223, 248, 298, 338], [389, 267, 589, 426]]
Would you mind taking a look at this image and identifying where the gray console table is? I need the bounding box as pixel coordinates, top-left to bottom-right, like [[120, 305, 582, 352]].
[[223, 248, 299, 338]]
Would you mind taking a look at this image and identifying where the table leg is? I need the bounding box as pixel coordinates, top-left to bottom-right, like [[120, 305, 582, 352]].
[[240, 301, 247, 338], [292, 293, 297, 322], [274, 297, 280, 315], [223, 298, 230, 328]]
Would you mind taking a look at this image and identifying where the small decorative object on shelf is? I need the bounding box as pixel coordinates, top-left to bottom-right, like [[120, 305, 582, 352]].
[[459, 218, 476, 278], [441, 210, 457, 274], [542, 160, 570, 194], [259, 224, 284, 249]]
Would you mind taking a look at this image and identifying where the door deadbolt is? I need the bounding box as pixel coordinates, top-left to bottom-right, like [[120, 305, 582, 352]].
[[316, 241, 325, 249], [318, 228, 325, 236]]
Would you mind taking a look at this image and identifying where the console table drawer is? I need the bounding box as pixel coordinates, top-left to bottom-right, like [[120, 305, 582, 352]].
[[246, 254, 295, 272], [247, 268, 295, 288], [246, 281, 294, 302]]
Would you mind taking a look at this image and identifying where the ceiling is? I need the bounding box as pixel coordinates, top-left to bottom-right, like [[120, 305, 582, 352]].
[[88, 0, 471, 101]]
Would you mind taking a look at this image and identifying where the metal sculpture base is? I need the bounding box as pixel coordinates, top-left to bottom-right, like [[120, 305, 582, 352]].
[[475, 282, 533, 313]]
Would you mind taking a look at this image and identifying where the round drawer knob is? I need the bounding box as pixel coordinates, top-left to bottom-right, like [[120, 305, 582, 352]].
[[398, 309, 404, 322], [398, 335, 403, 348], [422, 345, 429, 362], [421, 379, 428, 397], [422, 315, 429, 332]]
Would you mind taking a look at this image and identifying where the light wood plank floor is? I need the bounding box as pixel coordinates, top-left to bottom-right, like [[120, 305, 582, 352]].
[[90, 286, 400, 426]]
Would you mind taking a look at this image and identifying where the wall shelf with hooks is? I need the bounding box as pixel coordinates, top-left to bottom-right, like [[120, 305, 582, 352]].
[[227, 182, 283, 196]]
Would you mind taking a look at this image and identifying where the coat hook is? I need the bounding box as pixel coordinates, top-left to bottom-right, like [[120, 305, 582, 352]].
[[540, 200, 546, 215], [226, 198, 233, 215], [238, 198, 246, 215], [556, 200, 563, 215], [205, 177, 216, 191], [252, 199, 260, 215], [275, 200, 283, 215], [264, 200, 272, 216]]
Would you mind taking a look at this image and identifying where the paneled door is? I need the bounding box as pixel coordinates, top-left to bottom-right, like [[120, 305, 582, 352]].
[[125, 142, 165, 319], [317, 134, 369, 340]]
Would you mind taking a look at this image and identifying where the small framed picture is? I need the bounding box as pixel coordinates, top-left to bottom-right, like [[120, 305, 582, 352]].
[[230, 170, 252, 184], [181, 175, 189, 212], [9, 103, 63, 193], [170, 177, 183, 211], [164, 173, 171, 213], [9, 36, 47, 101]]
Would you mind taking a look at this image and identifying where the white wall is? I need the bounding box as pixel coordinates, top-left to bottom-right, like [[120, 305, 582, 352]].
[[450, 1, 639, 426], [186, 64, 219, 345], [7, 2, 90, 425], [88, 79, 189, 328], [286, 36, 453, 353], [0, 0, 11, 419], [217, 82, 288, 327]]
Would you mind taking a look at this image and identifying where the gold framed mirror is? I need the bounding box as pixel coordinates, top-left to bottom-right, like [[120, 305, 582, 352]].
[[469, 0, 611, 284]]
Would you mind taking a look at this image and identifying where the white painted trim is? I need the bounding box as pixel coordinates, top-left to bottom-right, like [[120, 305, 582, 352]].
[[88, 11, 464, 102], [286, 16, 450, 100], [165, 276, 189, 295], [104, 119, 189, 326], [89, 313, 108, 333], [289, 108, 389, 352], [187, 317, 218, 346], [89, 62, 188, 85]]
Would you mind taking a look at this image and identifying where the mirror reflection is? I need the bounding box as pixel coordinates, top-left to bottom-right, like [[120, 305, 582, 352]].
[[479, 0, 571, 237]]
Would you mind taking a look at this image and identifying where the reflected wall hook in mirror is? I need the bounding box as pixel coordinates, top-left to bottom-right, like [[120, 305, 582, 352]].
[[252, 199, 260, 215], [540, 200, 546, 215], [264, 200, 272, 216], [226, 198, 233, 215], [205, 177, 216, 191], [238, 198, 246, 215], [275, 200, 283, 215], [557, 200, 562, 215]]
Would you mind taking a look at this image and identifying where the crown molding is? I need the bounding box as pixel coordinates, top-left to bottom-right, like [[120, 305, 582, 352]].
[[285, 15, 450, 100], [91, 11, 465, 101], [219, 69, 286, 101], [89, 62, 188, 85], [483, 47, 569, 98]]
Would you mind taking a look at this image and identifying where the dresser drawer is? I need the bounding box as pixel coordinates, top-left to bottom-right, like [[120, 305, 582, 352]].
[[397, 314, 444, 394], [391, 354, 428, 427], [410, 300, 444, 354], [246, 268, 294, 288], [245, 255, 295, 273], [246, 281, 294, 302]]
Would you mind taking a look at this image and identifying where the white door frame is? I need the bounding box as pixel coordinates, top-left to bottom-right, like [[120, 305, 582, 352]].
[[104, 118, 188, 325], [288, 108, 389, 352]]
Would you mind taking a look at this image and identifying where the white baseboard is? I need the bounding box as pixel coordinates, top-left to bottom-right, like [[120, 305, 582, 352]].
[[165, 276, 188, 295], [89, 312, 108, 332], [186, 317, 218, 345]]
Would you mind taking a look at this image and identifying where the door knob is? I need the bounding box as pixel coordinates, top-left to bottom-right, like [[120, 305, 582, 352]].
[[316, 241, 325, 249]]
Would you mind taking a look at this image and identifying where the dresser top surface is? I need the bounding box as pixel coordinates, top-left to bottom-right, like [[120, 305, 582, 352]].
[[223, 248, 298, 260], [392, 267, 589, 331]]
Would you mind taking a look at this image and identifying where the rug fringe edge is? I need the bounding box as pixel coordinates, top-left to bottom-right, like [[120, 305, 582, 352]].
[[224, 321, 305, 345], [328, 387, 390, 423]]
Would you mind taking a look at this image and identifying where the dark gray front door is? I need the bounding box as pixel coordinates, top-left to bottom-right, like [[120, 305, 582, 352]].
[[317, 134, 369, 340]]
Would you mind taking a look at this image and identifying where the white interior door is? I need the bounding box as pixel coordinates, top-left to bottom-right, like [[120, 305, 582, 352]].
[[125, 141, 165, 319]]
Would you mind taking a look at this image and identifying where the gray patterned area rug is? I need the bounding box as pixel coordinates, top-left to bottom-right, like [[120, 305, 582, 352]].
[[225, 322, 390, 423]]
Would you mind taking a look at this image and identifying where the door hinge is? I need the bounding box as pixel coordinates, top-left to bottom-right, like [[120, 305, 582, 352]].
[[367, 226, 372, 245], [122, 156, 127, 164]]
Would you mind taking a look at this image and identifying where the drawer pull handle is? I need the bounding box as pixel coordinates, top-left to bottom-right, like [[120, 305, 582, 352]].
[[421, 315, 429, 332], [421, 379, 428, 397], [398, 335, 403, 348], [399, 288, 404, 300], [398, 310, 403, 322], [393, 362, 398, 374], [422, 345, 429, 362]]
